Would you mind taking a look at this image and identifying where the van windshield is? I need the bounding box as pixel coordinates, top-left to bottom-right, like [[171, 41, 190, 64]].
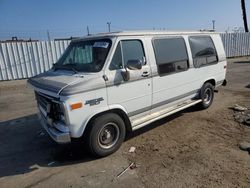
[[54, 39, 112, 73]]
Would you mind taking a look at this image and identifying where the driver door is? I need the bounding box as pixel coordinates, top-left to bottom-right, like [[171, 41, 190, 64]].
[[105, 38, 152, 122]]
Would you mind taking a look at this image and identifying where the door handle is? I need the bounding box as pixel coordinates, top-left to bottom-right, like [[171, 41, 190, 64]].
[[141, 71, 150, 77]]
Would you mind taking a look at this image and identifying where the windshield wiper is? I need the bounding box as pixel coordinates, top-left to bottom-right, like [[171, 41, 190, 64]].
[[68, 66, 79, 74], [62, 63, 79, 74], [52, 64, 79, 74]]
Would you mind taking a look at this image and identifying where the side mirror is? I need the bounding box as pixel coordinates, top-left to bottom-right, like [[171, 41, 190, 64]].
[[126, 59, 142, 70], [120, 59, 142, 81], [121, 70, 130, 81]]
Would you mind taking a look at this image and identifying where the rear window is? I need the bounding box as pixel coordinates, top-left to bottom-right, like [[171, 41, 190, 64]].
[[153, 37, 189, 75], [189, 36, 218, 68]]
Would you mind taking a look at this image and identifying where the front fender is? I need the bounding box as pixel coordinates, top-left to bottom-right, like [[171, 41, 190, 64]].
[[77, 104, 128, 138]]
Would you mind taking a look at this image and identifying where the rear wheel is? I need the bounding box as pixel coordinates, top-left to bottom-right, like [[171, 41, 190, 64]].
[[198, 82, 214, 109], [87, 113, 126, 157]]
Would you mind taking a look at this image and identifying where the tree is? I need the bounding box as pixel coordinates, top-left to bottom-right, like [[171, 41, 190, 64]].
[[241, 0, 249, 32]]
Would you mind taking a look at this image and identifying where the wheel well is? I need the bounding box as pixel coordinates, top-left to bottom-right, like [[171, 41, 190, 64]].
[[204, 79, 216, 87], [85, 109, 132, 134], [198, 79, 216, 99]]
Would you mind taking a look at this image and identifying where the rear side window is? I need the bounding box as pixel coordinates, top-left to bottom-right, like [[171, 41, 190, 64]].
[[153, 37, 189, 75], [109, 40, 145, 70], [189, 36, 218, 68]]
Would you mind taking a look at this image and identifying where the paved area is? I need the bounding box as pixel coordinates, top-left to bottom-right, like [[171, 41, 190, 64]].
[[0, 57, 250, 187]]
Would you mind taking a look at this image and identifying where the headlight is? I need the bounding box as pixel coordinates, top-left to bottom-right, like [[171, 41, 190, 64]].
[[50, 102, 66, 123], [60, 114, 66, 122]]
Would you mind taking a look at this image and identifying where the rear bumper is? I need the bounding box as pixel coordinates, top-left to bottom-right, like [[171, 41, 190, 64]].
[[216, 79, 227, 87], [39, 114, 71, 144]]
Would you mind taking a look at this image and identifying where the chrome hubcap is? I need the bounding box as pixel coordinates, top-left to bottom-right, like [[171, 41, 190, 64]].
[[204, 88, 212, 105], [98, 123, 120, 149]]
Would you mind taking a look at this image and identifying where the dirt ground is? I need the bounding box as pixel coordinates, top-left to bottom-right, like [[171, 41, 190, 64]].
[[0, 57, 250, 188]]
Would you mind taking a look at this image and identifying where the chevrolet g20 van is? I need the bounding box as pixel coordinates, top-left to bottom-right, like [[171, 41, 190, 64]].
[[28, 31, 227, 157]]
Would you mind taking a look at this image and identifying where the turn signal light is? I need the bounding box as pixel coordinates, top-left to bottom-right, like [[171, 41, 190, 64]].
[[70, 102, 83, 110]]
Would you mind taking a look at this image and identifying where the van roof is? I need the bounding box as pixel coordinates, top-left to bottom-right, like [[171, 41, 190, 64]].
[[73, 30, 220, 42]]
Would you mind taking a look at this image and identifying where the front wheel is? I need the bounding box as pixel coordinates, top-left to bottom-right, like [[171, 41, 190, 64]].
[[87, 113, 126, 157], [198, 82, 214, 109]]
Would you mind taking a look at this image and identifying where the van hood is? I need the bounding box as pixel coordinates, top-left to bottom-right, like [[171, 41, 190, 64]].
[[28, 70, 105, 96]]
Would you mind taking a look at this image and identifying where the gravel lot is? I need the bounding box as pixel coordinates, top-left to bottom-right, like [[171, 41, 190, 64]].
[[0, 57, 250, 188]]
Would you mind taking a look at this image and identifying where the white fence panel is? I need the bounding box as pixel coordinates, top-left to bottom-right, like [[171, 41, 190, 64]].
[[0, 40, 70, 80], [221, 32, 250, 58]]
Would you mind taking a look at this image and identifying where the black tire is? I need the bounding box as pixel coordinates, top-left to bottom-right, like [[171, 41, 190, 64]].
[[87, 113, 126, 157], [198, 82, 214, 109]]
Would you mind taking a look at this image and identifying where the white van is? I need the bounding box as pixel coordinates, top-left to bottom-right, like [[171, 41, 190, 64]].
[[28, 31, 227, 157]]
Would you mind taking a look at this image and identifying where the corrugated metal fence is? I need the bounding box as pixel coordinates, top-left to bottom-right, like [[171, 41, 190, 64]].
[[0, 33, 250, 81], [0, 40, 70, 80], [220, 32, 250, 58]]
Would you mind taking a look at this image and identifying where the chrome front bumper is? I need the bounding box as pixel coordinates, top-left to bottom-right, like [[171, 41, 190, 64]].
[[39, 113, 71, 144]]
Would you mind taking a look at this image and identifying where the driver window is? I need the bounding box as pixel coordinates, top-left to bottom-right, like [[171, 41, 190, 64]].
[[109, 40, 145, 70]]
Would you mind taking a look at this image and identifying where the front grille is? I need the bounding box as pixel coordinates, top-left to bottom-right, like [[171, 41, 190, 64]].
[[35, 92, 63, 122], [36, 93, 51, 115]]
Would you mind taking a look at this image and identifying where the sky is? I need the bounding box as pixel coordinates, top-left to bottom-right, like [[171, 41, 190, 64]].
[[0, 0, 249, 40]]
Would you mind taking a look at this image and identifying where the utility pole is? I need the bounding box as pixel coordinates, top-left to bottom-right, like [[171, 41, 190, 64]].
[[212, 20, 216, 31], [107, 22, 111, 32], [47, 30, 51, 41], [241, 0, 249, 32], [87, 26, 90, 36]]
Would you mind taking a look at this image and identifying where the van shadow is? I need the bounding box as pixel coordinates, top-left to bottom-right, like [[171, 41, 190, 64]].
[[0, 105, 199, 178], [0, 115, 96, 178]]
